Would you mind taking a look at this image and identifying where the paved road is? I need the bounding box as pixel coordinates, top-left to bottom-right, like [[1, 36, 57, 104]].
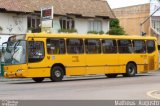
[[0, 71, 160, 100]]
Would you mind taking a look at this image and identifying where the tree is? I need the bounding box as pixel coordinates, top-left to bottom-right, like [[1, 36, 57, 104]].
[[108, 19, 126, 35]]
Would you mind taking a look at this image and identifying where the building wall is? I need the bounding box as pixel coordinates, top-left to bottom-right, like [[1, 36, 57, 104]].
[[0, 13, 28, 45], [0, 13, 27, 35], [52, 17, 61, 33], [75, 18, 89, 34], [113, 3, 150, 36], [75, 18, 110, 34], [52, 17, 110, 34], [102, 19, 110, 33]]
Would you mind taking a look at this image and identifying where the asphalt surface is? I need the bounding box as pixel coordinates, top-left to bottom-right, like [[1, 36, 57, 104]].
[[0, 71, 160, 100]]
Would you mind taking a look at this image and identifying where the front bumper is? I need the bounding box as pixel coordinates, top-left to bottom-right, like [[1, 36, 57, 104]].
[[4, 71, 25, 78], [4, 64, 28, 78]]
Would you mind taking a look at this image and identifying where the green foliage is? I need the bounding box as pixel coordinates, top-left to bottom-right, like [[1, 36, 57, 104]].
[[88, 31, 98, 34], [108, 19, 126, 35], [88, 31, 104, 35], [99, 31, 104, 35], [58, 29, 77, 33], [108, 27, 126, 35], [28, 27, 34, 30], [110, 19, 119, 28], [0, 26, 3, 31]]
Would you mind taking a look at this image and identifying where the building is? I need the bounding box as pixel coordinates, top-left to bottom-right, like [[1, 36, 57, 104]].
[[113, 4, 150, 36], [0, 0, 115, 38], [113, 1, 160, 44]]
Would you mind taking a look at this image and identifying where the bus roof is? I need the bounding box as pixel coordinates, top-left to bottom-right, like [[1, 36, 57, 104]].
[[25, 33, 157, 40]]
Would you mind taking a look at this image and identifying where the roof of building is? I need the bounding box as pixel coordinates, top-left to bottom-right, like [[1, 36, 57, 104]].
[[0, 0, 115, 18]]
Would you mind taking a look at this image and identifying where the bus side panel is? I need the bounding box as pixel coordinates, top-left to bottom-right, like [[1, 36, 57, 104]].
[[86, 54, 105, 75], [148, 52, 159, 71], [103, 54, 121, 74], [27, 68, 50, 78], [66, 67, 86, 76], [64, 54, 86, 76], [28, 59, 51, 78], [136, 54, 148, 73], [154, 50, 159, 70], [153, 40, 159, 71], [45, 54, 86, 76], [118, 54, 148, 73]]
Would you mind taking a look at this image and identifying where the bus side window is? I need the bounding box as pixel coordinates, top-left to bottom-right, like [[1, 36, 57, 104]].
[[46, 38, 65, 54], [67, 39, 84, 54], [133, 40, 146, 53], [118, 40, 132, 53], [85, 39, 101, 54], [102, 39, 117, 53]]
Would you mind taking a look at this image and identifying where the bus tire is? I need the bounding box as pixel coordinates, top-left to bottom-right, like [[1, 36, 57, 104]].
[[51, 66, 64, 82], [124, 63, 136, 77], [32, 78, 44, 83], [105, 74, 117, 78]]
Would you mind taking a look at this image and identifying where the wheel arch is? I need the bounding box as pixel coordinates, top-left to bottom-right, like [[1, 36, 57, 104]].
[[51, 63, 66, 75], [126, 61, 137, 73]]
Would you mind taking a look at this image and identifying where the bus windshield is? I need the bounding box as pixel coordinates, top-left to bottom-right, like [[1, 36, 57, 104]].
[[4, 40, 26, 65]]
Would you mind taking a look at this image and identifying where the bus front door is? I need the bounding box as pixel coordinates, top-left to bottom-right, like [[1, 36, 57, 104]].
[[148, 52, 158, 71]]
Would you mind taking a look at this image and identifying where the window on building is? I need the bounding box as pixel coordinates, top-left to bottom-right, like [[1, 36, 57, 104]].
[[60, 17, 75, 30], [133, 40, 146, 53], [147, 40, 155, 53], [27, 17, 31, 29], [102, 39, 117, 53], [27, 16, 41, 32], [118, 40, 132, 53], [89, 20, 102, 32], [85, 39, 101, 54], [67, 39, 84, 54], [47, 38, 66, 54]]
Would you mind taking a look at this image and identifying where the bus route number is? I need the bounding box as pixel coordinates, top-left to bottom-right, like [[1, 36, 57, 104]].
[[72, 56, 79, 62]]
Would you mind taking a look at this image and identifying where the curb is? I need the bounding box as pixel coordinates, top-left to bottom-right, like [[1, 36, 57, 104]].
[[0, 76, 31, 82]]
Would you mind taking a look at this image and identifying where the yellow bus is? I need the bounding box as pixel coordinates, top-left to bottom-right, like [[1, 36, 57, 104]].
[[3, 33, 159, 82]]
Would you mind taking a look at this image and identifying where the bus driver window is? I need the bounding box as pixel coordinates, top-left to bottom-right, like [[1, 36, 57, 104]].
[[28, 41, 44, 63]]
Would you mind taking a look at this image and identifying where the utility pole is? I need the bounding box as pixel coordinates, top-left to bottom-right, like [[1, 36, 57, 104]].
[[140, 6, 160, 36]]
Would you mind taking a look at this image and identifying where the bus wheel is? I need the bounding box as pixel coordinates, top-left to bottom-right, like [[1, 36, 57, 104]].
[[105, 74, 117, 78], [124, 63, 136, 77], [32, 78, 44, 83], [51, 66, 64, 82]]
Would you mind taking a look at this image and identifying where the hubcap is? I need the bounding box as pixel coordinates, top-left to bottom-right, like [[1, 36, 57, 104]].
[[129, 67, 134, 74], [55, 70, 61, 77]]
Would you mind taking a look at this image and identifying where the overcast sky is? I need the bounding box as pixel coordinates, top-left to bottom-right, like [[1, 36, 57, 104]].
[[107, 0, 150, 9]]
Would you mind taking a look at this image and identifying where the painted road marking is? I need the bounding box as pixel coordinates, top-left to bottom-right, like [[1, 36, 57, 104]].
[[147, 90, 160, 99]]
